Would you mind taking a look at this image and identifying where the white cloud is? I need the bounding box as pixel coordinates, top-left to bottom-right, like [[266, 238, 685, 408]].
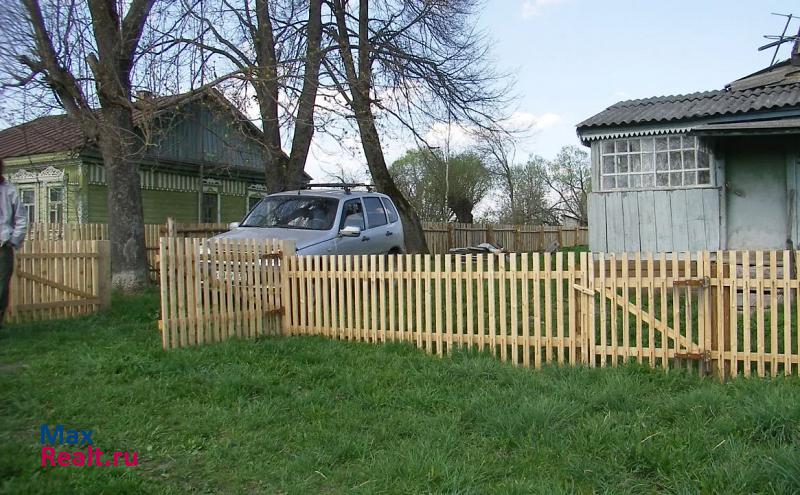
[[506, 111, 561, 132], [521, 0, 566, 18]]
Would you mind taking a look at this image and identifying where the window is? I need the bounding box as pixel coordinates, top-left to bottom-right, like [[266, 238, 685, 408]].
[[599, 135, 711, 191], [48, 187, 63, 223], [247, 195, 263, 212], [363, 197, 387, 228], [339, 199, 365, 230], [20, 189, 36, 224], [382, 198, 399, 223], [242, 195, 339, 230], [201, 192, 218, 223]]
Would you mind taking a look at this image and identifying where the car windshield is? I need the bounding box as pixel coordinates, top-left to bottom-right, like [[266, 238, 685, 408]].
[[241, 196, 338, 230]]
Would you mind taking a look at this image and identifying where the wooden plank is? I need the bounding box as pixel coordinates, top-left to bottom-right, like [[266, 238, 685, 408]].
[[605, 193, 625, 253], [670, 189, 690, 252], [653, 191, 673, 253], [588, 194, 607, 252], [685, 189, 707, 251], [622, 192, 641, 252], [702, 189, 721, 250], [510, 254, 519, 365], [637, 190, 657, 252]]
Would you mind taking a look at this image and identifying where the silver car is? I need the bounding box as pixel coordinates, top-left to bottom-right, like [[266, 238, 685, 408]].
[[211, 189, 405, 255]]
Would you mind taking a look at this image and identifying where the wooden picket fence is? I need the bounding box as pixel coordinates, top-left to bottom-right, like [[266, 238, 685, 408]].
[[9, 240, 111, 322], [159, 237, 800, 379], [28, 221, 588, 281], [27, 222, 227, 281], [423, 222, 587, 253], [158, 237, 293, 349]]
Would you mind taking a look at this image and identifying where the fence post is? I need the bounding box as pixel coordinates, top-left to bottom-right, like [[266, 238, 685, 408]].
[[514, 227, 521, 252], [486, 224, 495, 245], [97, 240, 111, 309], [166, 217, 176, 238], [447, 223, 454, 251], [280, 240, 296, 336]]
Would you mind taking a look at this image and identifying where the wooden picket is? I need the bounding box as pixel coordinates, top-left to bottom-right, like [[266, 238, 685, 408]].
[[157, 244, 800, 379], [158, 237, 293, 349], [8, 240, 110, 322]]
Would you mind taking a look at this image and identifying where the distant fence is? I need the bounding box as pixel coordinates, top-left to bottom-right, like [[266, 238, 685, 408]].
[[9, 240, 110, 323], [422, 222, 587, 253], [160, 240, 800, 380]]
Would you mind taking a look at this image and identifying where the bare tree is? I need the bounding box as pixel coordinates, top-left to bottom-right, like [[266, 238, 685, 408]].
[[166, 0, 324, 192], [323, 0, 510, 253], [543, 145, 591, 225], [2, 0, 158, 291]]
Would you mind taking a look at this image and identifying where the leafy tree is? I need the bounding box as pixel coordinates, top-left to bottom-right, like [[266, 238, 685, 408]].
[[495, 156, 555, 225], [390, 149, 492, 223]]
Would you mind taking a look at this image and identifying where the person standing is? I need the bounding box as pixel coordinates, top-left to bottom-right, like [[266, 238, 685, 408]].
[[0, 167, 27, 326]]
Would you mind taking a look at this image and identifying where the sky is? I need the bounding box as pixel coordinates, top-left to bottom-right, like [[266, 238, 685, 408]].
[[305, 0, 800, 181]]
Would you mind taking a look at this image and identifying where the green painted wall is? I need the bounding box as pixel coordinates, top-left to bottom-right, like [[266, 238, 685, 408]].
[[220, 195, 246, 223], [142, 189, 199, 223], [87, 186, 199, 223]]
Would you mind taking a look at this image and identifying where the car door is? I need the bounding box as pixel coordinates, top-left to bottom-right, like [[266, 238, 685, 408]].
[[334, 198, 371, 254], [362, 196, 392, 254], [380, 197, 402, 249]]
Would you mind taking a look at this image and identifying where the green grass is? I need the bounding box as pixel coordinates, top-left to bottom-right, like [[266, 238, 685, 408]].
[[1, 292, 799, 494]]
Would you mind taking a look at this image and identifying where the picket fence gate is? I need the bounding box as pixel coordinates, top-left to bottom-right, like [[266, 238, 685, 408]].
[[159, 238, 800, 380], [9, 240, 111, 322]]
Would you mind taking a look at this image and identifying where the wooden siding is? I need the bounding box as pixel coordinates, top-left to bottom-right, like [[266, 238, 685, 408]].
[[148, 101, 264, 169], [588, 188, 721, 252]]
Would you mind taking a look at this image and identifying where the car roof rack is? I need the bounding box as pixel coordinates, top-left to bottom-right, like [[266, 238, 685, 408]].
[[299, 183, 375, 194]]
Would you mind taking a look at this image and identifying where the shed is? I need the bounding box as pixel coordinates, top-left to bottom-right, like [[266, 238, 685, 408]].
[[577, 48, 800, 253]]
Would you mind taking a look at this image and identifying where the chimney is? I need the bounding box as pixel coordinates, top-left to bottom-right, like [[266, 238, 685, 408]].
[[136, 90, 155, 101]]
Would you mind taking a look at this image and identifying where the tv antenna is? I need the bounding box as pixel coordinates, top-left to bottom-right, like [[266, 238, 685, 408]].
[[759, 13, 800, 66]]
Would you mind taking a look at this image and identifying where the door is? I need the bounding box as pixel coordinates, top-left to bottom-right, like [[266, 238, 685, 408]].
[[726, 145, 787, 249], [362, 196, 392, 254], [335, 198, 371, 254]]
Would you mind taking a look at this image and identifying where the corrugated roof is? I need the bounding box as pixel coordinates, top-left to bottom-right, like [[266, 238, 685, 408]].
[[577, 81, 800, 131]]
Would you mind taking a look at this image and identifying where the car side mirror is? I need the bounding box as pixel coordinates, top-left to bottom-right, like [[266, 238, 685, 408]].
[[228, 222, 240, 229], [339, 225, 361, 237]]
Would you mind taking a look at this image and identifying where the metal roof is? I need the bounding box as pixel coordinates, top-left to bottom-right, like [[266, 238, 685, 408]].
[[576, 81, 800, 132]]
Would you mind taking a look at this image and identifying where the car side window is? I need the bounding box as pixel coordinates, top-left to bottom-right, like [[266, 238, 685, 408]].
[[339, 199, 365, 230], [363, 197, 387, 229], [381, 198, 399, 223]]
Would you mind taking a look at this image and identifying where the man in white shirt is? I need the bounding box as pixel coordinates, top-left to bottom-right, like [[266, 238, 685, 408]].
[[0, 166, 27, 326]]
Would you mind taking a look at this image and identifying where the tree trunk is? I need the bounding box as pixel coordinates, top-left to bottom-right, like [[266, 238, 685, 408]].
[[353, 106, 429, 253], [285, 0, 322, 190], [98, 106, 149, 291]]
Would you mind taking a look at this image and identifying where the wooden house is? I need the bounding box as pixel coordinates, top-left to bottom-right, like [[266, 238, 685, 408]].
[[0, 89, 308, 225], [577, 48, 800, 253]]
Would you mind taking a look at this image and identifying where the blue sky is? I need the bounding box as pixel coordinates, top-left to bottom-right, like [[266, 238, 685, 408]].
[[473, 0, 800, 159], [310, 0, 799, 179]]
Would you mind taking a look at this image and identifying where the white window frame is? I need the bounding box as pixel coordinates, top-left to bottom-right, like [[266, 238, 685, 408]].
[[19, 187, 37, 224], [599, 135, 713, 192], [48, 185, 64, 224]]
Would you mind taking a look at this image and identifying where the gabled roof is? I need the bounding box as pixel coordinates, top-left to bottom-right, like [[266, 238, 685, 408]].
[[0, 114, 86, 161], [0, 89, 262, 163]]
